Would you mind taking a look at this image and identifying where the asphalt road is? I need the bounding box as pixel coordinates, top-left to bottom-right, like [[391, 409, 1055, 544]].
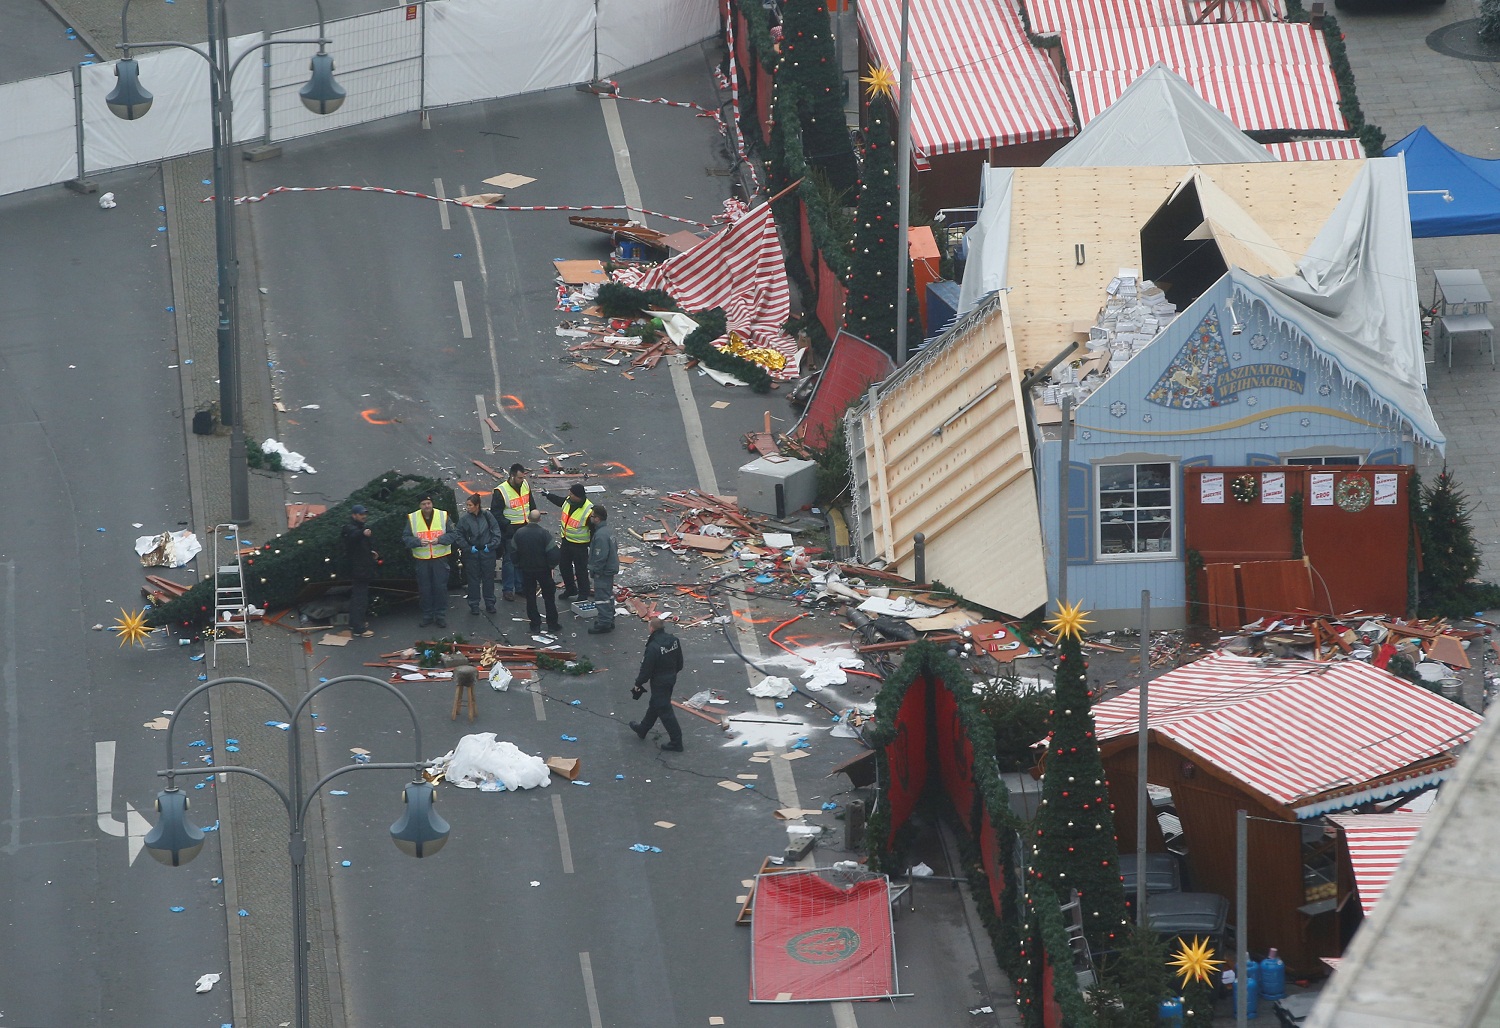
[[231, 44, 1008, 1027], [0, 165, 231, 1025], [0, 1, 95, 83]]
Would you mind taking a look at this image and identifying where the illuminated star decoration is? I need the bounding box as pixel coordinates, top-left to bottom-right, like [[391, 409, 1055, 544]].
[[113, 608, 153, 648], [1047, 600, 1094, 641], [861, 63, 897, 101], [1168, 935, 1223, 986]]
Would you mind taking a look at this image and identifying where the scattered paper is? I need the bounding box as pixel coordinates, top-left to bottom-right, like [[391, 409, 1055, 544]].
[[484, 173, 536, 189], [144, 716, 171, 731], [762, 532, 794, 548], [318, 632, 351, 647], [717, 780, 746, 792], [194, 973, 221, 994], [135, 529, 202, 568], [654, 821, 675, 829], [710, 400, 731, 409]]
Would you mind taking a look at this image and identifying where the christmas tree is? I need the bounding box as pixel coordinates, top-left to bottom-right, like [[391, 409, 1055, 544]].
[[146, 471, 454, 631], [1418, 467, 1483, 609], [842, 85, 918, 358], [776, 0, 858, 192], [1029, 601, 1130, 953]]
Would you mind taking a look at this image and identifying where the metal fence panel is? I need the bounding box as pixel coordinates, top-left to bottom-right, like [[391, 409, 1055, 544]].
[[268, 5, 423, 142]]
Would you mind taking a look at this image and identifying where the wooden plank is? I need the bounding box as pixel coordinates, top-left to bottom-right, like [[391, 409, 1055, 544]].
[[679, 533, 733, 553]]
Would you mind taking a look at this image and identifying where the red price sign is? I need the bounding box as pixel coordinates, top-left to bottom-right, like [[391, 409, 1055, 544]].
[[405, 4, 417, 19]]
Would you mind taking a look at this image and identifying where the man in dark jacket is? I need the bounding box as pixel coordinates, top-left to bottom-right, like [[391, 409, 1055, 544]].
[[542, 482, 594, 601], [454, 494, 502, 615], [510, 509, 561, 635], [629, 617, 685, 751], [340, 504, 378, 637], [586, 505, 618, 634]]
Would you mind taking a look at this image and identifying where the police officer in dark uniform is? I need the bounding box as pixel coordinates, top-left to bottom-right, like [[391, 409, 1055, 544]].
[[629, 617, 685, 751]]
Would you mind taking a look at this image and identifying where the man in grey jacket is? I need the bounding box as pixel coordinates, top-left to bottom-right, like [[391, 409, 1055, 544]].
[[586, 505, 618, 634], [454, 494, 502, 615]]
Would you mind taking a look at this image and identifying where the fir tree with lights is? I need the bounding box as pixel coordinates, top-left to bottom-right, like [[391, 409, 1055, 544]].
[[843, 80, 918, 358], [1029, 601, 1130, 954], [1418, 467, 1483, 611], [776, 0, 857, 191]]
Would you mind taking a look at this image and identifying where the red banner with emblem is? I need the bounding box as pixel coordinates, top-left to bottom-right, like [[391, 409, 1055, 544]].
[[749, 871, 896, 1001]]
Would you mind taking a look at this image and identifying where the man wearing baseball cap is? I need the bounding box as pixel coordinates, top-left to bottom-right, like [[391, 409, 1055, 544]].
[[341, 504, 378, 637]]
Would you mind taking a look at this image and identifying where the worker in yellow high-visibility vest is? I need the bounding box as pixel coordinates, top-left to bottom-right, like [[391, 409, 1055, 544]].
[[490, 463, 537, 602], [542, 482, 594, 602], [401, 494, 456, 628]]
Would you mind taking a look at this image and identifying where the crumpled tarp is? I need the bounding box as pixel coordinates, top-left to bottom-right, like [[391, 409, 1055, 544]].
[[135, 529, 202, 568], [430, 734, 551, 791]]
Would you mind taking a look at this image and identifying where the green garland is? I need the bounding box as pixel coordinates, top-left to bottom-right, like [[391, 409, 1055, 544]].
[[1028, 882, 1099, 1028], [595, 282, 680, 318], [865, 641, 1027, 1002], [1289, 490, 1305, 559], [147, 472, 453, 630], [684, 309, 774, 392], [1280, 0, 1385, 155]]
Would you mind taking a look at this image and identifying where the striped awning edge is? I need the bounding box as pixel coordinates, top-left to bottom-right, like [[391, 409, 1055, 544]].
[[1327, 812, 1427, 915]]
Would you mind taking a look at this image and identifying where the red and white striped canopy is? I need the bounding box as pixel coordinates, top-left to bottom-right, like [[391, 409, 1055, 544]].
[[1327, 812, 1426, 915], [1026, 0, 1290, 36], [1093, 654, 1482, 814], [1062, 24, 1346, 133], [858, 0, 1075, 155], [614, 201, 799, 376], [1266, 138, 1366, 162]]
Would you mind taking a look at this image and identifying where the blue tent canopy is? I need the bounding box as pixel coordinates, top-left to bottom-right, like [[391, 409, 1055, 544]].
[[1386, 126, 1500, 238]]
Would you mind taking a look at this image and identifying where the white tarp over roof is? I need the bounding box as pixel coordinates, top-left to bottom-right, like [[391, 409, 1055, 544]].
[[1251, 157, 1443, 451], [1043, 63, 1275, 169]]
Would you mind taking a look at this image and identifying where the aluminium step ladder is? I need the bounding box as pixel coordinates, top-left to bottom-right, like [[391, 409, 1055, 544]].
[[211, 524, 251, 668]]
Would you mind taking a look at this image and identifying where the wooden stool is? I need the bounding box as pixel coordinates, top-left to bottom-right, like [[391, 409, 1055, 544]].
[[451, 665, 478, 723]]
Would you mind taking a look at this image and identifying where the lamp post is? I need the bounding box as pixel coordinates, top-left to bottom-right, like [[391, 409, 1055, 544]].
[[107, 0, 346, 524], [143, 675, 449, 1028]]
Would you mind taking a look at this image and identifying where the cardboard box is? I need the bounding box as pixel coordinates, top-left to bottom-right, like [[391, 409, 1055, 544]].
[[546, 756, 581, 781]]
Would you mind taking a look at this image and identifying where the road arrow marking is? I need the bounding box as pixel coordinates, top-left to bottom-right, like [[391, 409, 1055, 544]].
[[95, 740, 150, 865]]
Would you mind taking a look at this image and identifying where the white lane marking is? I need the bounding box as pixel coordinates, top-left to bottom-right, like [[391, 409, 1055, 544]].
[[453, 280, 473, 339], [599, 87, 846, 1017], [551, 793, 575, 874], [531, 682, 547, 721], [579, 952, 604, 1028], [2, 560, 17, 855], [477, 392, 493, 453], [461, 196, 507, 423], [94, 740, 150, 865], [599, 97, 645, 222], [434, 177, 450, 231]]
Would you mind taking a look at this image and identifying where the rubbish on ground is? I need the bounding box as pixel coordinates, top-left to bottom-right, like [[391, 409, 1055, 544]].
[[430, 734, 551, 791], [546, 756, 582, 780], [260, 438, 316, 473], [135, 530, 202, 568], [194, 973, 221, 994]]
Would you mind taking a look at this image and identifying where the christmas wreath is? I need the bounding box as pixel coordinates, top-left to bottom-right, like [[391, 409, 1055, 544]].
[[1229, 474, 1259, 503], [1335, 475, 1372, 513]]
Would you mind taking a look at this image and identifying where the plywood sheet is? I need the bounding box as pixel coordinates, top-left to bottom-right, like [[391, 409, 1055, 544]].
[[554, 259, 608, 286]]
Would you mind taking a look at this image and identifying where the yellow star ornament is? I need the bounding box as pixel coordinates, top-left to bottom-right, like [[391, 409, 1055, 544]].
[[113, 608, 153, 648], [861, 63, 897, 101], [1167, 935, 1223, 986], [1047, 600, 1094, 641]]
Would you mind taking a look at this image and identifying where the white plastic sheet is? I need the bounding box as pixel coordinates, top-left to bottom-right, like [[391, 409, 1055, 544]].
[[596, 0, 719, 78], [0, 73, 77, 195], [424, 0, 594, 108], [82, 35, 266, 175], [431, 733, 551, 791], [135, 530, 203, 568]]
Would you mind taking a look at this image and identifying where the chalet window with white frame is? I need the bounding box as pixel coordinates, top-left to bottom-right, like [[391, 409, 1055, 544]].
[[1097, 462, 1175, 558]]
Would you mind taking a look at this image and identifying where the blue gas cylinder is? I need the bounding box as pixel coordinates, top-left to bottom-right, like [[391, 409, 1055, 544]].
[[1259, 948, 1286, 1000], [1233, 965, 1260, 1019], [1157, 997, 1185, 1026]]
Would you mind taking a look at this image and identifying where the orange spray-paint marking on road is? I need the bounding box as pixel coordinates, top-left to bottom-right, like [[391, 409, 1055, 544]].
[[361, 409, 396, 425], [597, 462, 635, 478], [500, 395, 525, 410]]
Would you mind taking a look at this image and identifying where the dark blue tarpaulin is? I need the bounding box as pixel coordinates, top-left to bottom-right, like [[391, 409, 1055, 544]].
[[1386, 126, 1500, 238]]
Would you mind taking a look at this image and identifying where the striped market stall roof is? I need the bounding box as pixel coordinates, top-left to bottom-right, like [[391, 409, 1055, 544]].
[[1328, 812, 1427, 915], [1092, 653, 1482, 816], [858, 0, 1075, 156], [1026, 0, 1290, 36], [1061, 24, 1346, 133], [1266, 138, 1367, 161]]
